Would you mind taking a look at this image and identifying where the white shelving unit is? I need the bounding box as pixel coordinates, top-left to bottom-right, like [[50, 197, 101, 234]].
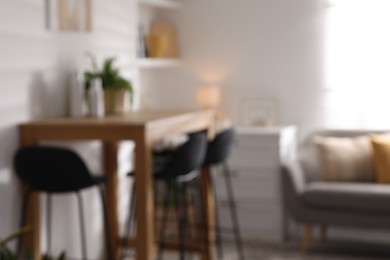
[[136, 0, 181, 66], [136, 58, 181, 68], [136, 0, 182, 108]]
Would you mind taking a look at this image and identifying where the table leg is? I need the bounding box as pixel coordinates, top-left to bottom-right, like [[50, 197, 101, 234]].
[[199, 166, 216, 260], [20, 189, 41, 260], [134, 131, 156, 260], [20, 133, 41, 260], [103, 142, 120, 259]]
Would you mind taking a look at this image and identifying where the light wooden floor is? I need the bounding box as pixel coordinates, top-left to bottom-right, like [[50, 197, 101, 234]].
[[123, 239, 390, 260], [123, 239, 390, 259]]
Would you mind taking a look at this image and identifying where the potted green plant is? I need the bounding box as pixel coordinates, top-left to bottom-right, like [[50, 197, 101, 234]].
[[0, 226, 32, 260], [0, 226, 66, 260], [85, 53, 133, 114]]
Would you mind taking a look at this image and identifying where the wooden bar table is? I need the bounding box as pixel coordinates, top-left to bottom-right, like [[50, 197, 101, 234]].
[[19, 110, 215, 260]]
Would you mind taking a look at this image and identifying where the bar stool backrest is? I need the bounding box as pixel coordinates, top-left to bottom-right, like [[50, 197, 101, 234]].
[[14, 146, 96, 193], [159, 132, 208, 179], [204, 128, 235, 166]]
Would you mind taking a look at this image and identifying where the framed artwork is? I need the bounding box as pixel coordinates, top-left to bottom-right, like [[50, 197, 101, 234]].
[[45, 0, 92, 32], [240, 97, 277, 126]]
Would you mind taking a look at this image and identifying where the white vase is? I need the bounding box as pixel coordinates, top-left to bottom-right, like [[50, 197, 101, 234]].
[[88, 78, 105, 117], [70, 71, 86, 117]]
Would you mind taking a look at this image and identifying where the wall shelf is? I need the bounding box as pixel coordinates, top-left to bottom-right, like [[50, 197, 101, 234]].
[[139, 0, 181, 9], [136, 58, 181, 68]]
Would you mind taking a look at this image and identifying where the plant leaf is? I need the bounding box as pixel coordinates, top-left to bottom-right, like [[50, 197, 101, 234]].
[[84, 56, 133, 109], [58, 251, 67, 260], [0, 226, 33, 246], [42, 254, 54, 260], [0, 246, 17, 260]]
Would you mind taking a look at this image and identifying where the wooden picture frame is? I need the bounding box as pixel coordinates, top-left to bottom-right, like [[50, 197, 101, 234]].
[[45, 0, 92, 32]]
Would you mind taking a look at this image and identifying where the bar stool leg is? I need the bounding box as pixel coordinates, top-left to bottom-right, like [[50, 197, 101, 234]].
[[176, 182, 187, 260], [17, 190, 31, 258], [125, 181, 136, 239], [189, 181, 199, 241], [122, 180, 136, 258], [124, 180, 135, 256], [76, 192, 87, 260], [186, 182, 196, 260], [46, 194, 52, 256], [222, 163, 245, 260], [98, 185, 113, 260], [157, 181, 172, 260], [211, 171, 224, 260]]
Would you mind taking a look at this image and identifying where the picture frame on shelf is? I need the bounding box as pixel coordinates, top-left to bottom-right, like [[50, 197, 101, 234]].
[[45, 0, 92, 32], [240, 97, 277, 127]]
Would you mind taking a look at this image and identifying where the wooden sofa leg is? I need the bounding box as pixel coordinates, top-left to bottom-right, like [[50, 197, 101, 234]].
[[320, 225, 327, 242], [300, 224, 313, 254]]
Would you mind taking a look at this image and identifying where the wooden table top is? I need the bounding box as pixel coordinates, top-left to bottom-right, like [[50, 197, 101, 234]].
[[20, 110, 212, 126], [20, 109, 214, 142]]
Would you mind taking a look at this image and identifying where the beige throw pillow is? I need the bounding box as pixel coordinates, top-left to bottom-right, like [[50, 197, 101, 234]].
[[370, 133, 390, 183], [313, 135, 375, 182]]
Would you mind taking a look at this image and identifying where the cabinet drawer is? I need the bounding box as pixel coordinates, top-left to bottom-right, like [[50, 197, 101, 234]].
[[229, 146, 279, 168], [222, 227, 283, 243], [234, 134, 280, 147], [213, 171, 281, 202], [217, 203, 282, 235], [224, 166, 280, 178], [240, 227, 284, 242]]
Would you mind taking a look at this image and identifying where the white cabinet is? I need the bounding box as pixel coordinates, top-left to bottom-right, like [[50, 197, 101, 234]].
[[214, 126, 297, 243]]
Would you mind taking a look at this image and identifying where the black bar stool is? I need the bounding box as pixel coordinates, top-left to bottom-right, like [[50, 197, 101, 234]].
[[13, 146, 112, 260], [124, 132, 208, 260], [204, 128, 245, 260]]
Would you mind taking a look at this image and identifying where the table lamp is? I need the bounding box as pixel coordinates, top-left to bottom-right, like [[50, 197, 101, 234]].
[[196, 84, 221, 109], [197, 84, 232, 133]]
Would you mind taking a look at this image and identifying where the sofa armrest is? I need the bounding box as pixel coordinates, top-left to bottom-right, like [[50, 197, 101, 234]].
[[281, 161, 307, 221], [282, 161, 306, 194]]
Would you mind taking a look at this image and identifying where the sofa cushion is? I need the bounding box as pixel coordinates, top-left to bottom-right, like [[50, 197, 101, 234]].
[[299, 130, 387, 182], [303, 182, 390, 213], [371, 133, 390, 183], [313, 135, 375, 182]]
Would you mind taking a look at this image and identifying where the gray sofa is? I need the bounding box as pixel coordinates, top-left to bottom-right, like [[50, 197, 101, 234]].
[[281, 130, 390, 252]]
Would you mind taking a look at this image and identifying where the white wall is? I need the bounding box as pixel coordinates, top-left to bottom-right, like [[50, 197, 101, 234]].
[[145, 0, 329, 140], [0, 0, 137, 258], [142, 0, 390, 244]]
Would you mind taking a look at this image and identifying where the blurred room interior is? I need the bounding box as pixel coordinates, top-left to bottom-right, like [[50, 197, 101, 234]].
[[2, 0, 390, 259]]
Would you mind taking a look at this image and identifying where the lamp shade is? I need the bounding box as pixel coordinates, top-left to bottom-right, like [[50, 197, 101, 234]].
[[196, 85, 221, 109]]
